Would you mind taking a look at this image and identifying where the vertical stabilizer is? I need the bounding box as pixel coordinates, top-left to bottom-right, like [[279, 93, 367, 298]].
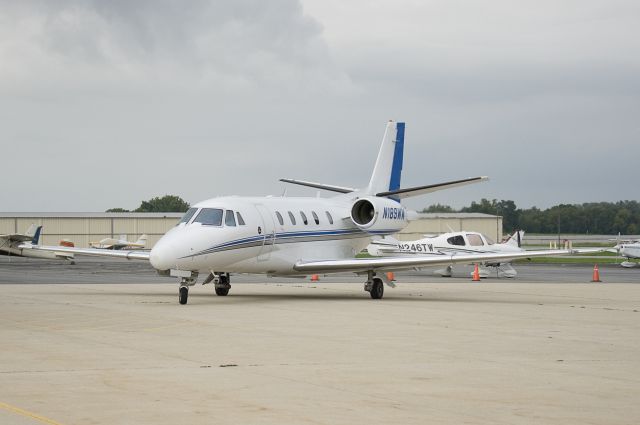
[[31, 226, 42, 245], [135, 234, 148, 247], [366, 121, 405, 198]]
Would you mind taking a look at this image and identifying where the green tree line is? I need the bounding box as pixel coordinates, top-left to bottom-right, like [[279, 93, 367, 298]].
[[423, 199, 640, 235], [106, 195, 190, 213]]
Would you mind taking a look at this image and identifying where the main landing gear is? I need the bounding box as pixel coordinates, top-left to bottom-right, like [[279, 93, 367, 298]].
[[364, 271, 384, 299], [214, 273, 231, 296], [202, 272, 231, 297]]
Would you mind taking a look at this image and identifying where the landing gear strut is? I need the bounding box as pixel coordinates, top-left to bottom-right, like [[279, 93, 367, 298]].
[[364, 271, 384, 299]]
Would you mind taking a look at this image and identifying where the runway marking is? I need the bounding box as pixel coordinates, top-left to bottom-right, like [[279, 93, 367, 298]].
[[0, 401, 66, 425]]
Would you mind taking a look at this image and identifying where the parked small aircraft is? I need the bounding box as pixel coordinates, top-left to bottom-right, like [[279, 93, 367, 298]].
[[1, 225, 74, 262], [608, 237, 640, 268], [21, 121, 595, 304], [367, 231, 526, 277], [90, 234, 148, 250]]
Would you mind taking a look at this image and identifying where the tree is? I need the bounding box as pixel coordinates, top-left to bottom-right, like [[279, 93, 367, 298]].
[[461, 198, 498, 215], [135, 195, 190, 213], [421, 204, 455, 213]]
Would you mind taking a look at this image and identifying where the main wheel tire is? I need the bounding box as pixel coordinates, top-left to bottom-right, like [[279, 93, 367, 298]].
[[370, 278, 384, 299], [179, 286, 189, 305], [215, 286, 230, 296]]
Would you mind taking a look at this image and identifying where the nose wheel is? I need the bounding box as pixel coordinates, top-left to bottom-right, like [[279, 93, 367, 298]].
[[175, 273, 198, 305], [179, 286, 189, 305]]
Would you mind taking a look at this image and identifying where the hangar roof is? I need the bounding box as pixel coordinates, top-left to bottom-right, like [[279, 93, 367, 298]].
[[0, 212, 184, 218], [416, 213, 500, 219]]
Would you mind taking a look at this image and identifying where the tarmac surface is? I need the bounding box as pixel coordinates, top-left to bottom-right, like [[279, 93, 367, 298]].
[[1, 257, 639, 424]]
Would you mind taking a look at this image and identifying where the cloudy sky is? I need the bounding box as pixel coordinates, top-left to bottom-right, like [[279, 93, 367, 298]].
[[1, 0, 638, 212]]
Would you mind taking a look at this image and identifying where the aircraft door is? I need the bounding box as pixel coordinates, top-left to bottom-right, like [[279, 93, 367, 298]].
[[254, 204, 275, 261]]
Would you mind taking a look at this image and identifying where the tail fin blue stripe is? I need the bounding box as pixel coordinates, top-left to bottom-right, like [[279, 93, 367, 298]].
[[388, 122, 405, 193], [31, 226, 42, 245]]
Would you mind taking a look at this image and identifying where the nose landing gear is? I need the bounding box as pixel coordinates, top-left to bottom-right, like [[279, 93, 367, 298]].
[[171, 270, 199, 305]]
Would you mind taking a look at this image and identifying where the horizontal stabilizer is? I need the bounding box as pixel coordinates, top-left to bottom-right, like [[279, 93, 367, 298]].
[[376, 176, 488, 199], [280, 179, 355, 194]]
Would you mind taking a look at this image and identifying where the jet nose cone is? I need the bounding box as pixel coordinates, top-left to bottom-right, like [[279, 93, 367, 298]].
[[150, 240, 176, 271]]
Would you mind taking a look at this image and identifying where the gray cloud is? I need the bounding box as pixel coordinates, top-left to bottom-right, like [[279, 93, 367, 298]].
[[0, 0, 638, 212]]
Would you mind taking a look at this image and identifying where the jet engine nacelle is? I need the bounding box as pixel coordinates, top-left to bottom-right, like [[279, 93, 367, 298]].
[[350, 197, 408, 233]]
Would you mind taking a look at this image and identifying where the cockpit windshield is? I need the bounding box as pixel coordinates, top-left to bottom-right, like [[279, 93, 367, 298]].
[[178, 208, 198, 225], [193, 208, 224, 226], [484, 235, 495, 245], [467, 234, 484, 246]]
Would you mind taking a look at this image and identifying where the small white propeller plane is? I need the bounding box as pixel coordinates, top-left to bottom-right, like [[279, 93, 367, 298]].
[[90, 234, 148, 250], [608, 236, 640, 268], [20, 121, 590, 304], [1, 225, 74, 262], [368, 230, 527, 278]]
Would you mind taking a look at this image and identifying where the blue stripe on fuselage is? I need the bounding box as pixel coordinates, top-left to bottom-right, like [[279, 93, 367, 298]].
[[184, 228, 399, 258]]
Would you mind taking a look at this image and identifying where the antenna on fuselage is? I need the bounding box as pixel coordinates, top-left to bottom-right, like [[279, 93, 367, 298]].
[[281, 187, 288, 197]]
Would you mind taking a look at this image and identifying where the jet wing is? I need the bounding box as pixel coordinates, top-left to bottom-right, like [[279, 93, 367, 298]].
[[293, 248, 602, 274], [18, 243, 151, 261]]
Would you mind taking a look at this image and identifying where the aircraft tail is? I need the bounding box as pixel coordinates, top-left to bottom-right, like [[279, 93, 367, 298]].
[[504, 230, 525, 248], [31, 226, 42, 245], [135, 234, 148, 247], [366, 121, 405, 198]]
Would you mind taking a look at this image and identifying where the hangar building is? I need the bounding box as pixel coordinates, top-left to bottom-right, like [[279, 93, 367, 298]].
[[0, 212, 502, 248]]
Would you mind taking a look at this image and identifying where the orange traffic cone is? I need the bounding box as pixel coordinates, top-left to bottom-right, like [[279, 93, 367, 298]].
[[472, 264, 481, 282], [591, 264, 601, 283], [310, 274, 319, 282], [386, 271, 395, 281]]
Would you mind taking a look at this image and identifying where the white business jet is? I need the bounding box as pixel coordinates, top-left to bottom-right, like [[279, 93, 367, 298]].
[[368, 231, 526, 278], [21, 121, 585, 304], [1, 225, 74, 262]]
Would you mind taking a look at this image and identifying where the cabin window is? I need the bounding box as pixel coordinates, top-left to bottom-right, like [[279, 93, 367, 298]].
[[194, 208, 223, 226], [300, 211, 308, 225], [325, 211, 334, 225], [225, 210, 237, 227], [312, 211, 319, 225], [467, 234, 484, 246], [275, 211, 284, 226], [288, 211, 296, 225], [447, 235, 465, 246], [236, 212, 246, 226], [178, 208, 198, 225]]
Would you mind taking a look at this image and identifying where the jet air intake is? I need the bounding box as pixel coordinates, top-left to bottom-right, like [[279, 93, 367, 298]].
[[350, 197, 408, 233]]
